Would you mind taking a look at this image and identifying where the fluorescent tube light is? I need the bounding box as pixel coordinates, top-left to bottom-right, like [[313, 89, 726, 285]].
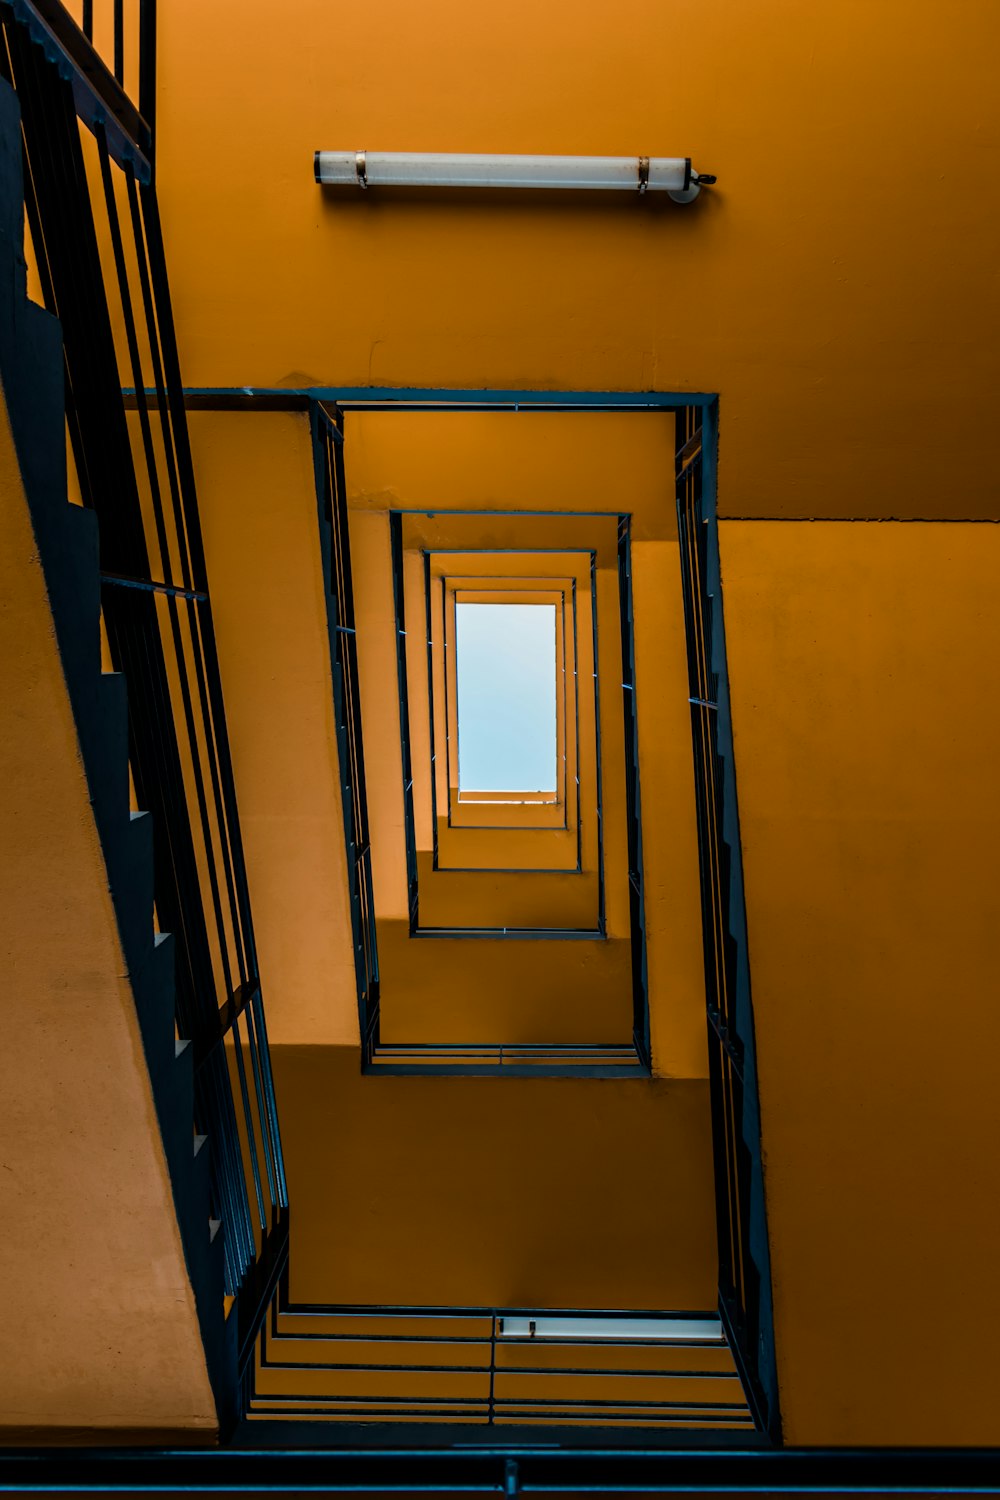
[[314, 151, 715, 202], [497, 1315, 724, 1342]]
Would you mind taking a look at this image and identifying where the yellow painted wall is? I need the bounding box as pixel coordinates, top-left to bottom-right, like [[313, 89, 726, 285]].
[[189, 407, 707, 1071], [186, 410, 358, 1047], [147, 0, 1000, 1445], [0, 385, 217, 1442], [157, 0, 1000, 521], [188, 406, 718, 1319], [277, 1048, 718, 1312], [345, 413, 704, 1062], [722, 520, 1000, 1446]]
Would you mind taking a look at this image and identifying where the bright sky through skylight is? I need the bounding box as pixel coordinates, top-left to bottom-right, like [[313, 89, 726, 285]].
[[455, 603, 557, 793]]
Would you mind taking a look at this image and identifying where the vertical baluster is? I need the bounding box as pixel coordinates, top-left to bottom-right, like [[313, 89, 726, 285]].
[[139, 0, 156, 166], [113, 0, 123, 82]]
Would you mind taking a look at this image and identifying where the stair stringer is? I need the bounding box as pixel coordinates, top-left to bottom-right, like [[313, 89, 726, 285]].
[[0, 75, 237, 1430]]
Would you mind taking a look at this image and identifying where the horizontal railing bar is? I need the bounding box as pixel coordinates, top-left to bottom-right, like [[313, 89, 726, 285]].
[[249, 1402, 492, 1415], [369, 1056, 637, 1066], [272, 1325, 718, 1343], [248, 1398, 749, 1422], [408, 926, 606, 940], [494, 1413, 758, 1421], [491, 1398, 749, 1412], [100, 570, 208, 602], [253, 1393, 491, 1408], [370, 1061, 638, 1069], [366, 1063, 646, 1079], [122, 384, 719, 411], [194, 978, 262, 1069], [267, 1332, 728, 1352], [219, 976, 261, 1035], [249, 1397, 745, 1417], [264, 1355, 489, 1371], [261, 1356, 738, 1377], [675, 427, 703, 477], [371, 1044, 635, 1055], [279, 1303, 721, 1321], [250, 1395, 747, 1416], [72, 1447, 1000, 1496]]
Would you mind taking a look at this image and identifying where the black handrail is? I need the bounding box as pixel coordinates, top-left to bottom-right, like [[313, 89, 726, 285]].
[[675, 402, 780, 1441], [617, 515, 651, 1068], [4, 0, 151, 174], [312, 404, 381, 1064], [389, 508, 422, 935], [241, 1288, 755, 1432]]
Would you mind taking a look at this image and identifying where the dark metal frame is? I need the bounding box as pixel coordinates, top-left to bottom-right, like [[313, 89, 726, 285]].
[[312, 402, 381, 1064], [0, 0, 286, 1430], [3, 1448, 1000, 1492], [240, 1283, 754, 1434], [675, 400, 780, 1442], [392, 518, 608, 932], [298, 387, 774, 1425], [123, 382, 777, 1438], [7, 1446, 1000, 1494], [306, 404, 651, 1077], [618, 514, 650, 1067]]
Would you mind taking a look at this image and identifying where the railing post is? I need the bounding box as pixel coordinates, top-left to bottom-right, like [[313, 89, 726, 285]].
[[488, 1313, 498, 1425], [139, 0, 156, 173]]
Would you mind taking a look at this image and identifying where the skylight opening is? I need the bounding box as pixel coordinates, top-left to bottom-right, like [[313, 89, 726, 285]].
[[455, 602, 558, 796]]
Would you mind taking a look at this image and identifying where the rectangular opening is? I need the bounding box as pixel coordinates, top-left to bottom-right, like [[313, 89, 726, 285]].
[[455, 602, 558, 797]]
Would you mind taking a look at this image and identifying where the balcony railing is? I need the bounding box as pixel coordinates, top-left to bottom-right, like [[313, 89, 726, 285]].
[[312, 403, 381, 1066], [675, 402, 780, 1441], [0, 0, 287, 1423], [241, 1290, 755, 1433]]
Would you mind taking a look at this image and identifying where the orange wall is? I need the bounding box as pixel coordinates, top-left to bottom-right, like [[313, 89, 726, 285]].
[[190, 407, 707, 1072], [0, 386, 217, 1442], [346, 412, 705, 1067], [188, 408, 719, 1320], [277, 1048, 719, 1312], [151, 0, 1000, 1446], [722, 519, 1000, 1445], [187, 409, 359, 1047], [158, 0, 1000, 521]]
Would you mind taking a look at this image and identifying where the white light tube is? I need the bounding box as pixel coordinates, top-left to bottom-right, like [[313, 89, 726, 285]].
[[497, 1316, 724, 1342], [314, 151, 714, 203]]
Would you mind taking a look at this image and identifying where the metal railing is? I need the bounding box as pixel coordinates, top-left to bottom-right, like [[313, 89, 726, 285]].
[[312, 403, 381, 1065], [617, 515, 651, 1068], [388, 508, 423, 936], [243, 1292, 755, 1432], [675, 402, 780, 1441], [78, 0, 152, 115], [0, 0, 286, 1418], [312, 426, 650, 1075], [371, 495, 651, 1075], [5, 0, 153, 172]]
